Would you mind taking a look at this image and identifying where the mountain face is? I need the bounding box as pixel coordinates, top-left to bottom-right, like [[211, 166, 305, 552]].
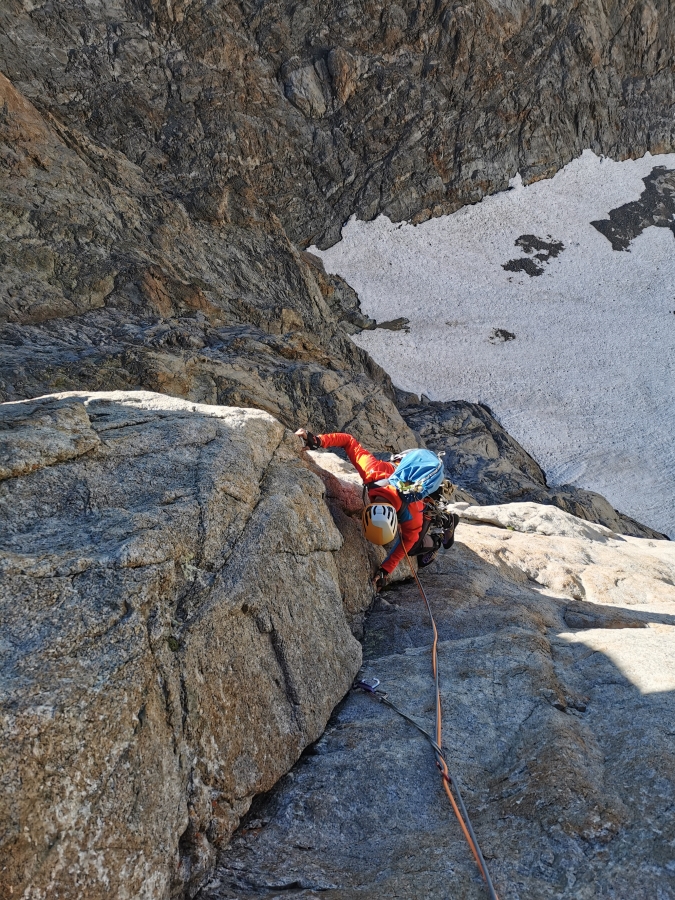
[[200, 496, 675, 900], [0, 0, 673, 433], [0, 392, 375, 900], [4, 397, 673, 900], [0, 69, 414, 448], [0, 389, 437, 899], [2, 0, 674, 249], [1, 3, 674, 898]]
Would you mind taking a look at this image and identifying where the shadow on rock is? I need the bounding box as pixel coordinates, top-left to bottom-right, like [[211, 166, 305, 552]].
[[199, 518, 675, 900]]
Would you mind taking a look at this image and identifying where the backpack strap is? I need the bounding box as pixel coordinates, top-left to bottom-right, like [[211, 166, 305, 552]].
[[396, 491, 411, 523], [407, 509, 433, 557]]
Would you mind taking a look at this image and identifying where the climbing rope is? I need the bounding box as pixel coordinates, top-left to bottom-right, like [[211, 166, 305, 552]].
[[355, 536, 500, 900]]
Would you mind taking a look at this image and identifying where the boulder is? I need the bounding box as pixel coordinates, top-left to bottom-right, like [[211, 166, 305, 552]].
[[0, 391, 373, 899]]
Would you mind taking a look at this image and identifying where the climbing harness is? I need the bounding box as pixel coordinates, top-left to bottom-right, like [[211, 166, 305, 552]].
[[406, 500, 459, 568], [355, 537, 500, 900]]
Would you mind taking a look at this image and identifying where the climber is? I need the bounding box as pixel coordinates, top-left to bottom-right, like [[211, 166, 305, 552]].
[[295, 429, 458, 591]]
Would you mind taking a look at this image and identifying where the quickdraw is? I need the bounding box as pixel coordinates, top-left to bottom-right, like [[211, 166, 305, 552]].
[[355, 536, 500, 900]]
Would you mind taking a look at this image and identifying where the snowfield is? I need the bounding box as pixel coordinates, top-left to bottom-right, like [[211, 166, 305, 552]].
[[312, 151, 675, 539]]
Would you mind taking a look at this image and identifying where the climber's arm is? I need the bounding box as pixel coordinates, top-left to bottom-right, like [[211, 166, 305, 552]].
[[316, 432, 382, 481], [380, 507, 422, 574]]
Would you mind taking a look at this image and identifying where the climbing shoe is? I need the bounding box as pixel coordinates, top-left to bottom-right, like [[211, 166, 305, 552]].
[[442, 513, 460, 549], [418, 534, 442, 568]]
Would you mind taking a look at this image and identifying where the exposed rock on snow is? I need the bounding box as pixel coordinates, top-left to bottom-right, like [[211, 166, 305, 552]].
[[592, 167, 675, 251], [502, 234, 566, 277], [0, 392, 374, 900], [199, 504, 675, 900]]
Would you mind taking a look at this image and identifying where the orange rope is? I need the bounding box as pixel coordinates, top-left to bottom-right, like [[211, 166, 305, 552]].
[[401, 539, 500, 900]]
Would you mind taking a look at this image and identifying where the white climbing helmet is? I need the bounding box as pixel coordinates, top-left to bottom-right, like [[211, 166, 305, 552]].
[[362, 502, 397, 545]]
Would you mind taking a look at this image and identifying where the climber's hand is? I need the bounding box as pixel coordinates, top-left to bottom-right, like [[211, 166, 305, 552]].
[[294, 428, 321, 450], [372, 568, 388, 593]]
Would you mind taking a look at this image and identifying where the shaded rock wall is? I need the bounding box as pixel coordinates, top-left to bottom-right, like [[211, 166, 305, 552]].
[[0, 71, 416, 451], [1, 0, 673, 248], [1, 0, 673, 457], [0, 391, 375, 900]]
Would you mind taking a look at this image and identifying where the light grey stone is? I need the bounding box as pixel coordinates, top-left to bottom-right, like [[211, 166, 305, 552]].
[[284, 65, 328, 118], [199, 510, 675, 900], [0, 391, 372, 900]]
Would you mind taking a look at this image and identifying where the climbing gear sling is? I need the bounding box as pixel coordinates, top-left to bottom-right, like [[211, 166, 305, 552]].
[[355, 534, 500, 900]]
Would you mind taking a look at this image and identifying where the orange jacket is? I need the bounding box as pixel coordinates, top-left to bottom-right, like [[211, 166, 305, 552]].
[[318, 432, 424, 574]]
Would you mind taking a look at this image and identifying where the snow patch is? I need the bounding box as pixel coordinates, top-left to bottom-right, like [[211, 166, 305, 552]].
[[311, 151, 675, 538]]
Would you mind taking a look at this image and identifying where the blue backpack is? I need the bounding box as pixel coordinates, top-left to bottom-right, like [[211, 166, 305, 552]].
[[388, 448, 445, 502]]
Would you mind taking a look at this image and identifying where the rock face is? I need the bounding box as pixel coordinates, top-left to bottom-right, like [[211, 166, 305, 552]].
[[0, 0, 673, 440], [1, 399, 671, 899], [1, 3, 674, 896], [1, 0, 673, 249], [0, 391, 375, 900], [397, 392, 667, 539], [0, 71, 415, 453], [199, 502, 675, 900]]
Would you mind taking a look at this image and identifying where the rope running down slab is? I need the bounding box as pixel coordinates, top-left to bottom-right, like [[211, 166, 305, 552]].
[[356, 535, 500, 900]]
